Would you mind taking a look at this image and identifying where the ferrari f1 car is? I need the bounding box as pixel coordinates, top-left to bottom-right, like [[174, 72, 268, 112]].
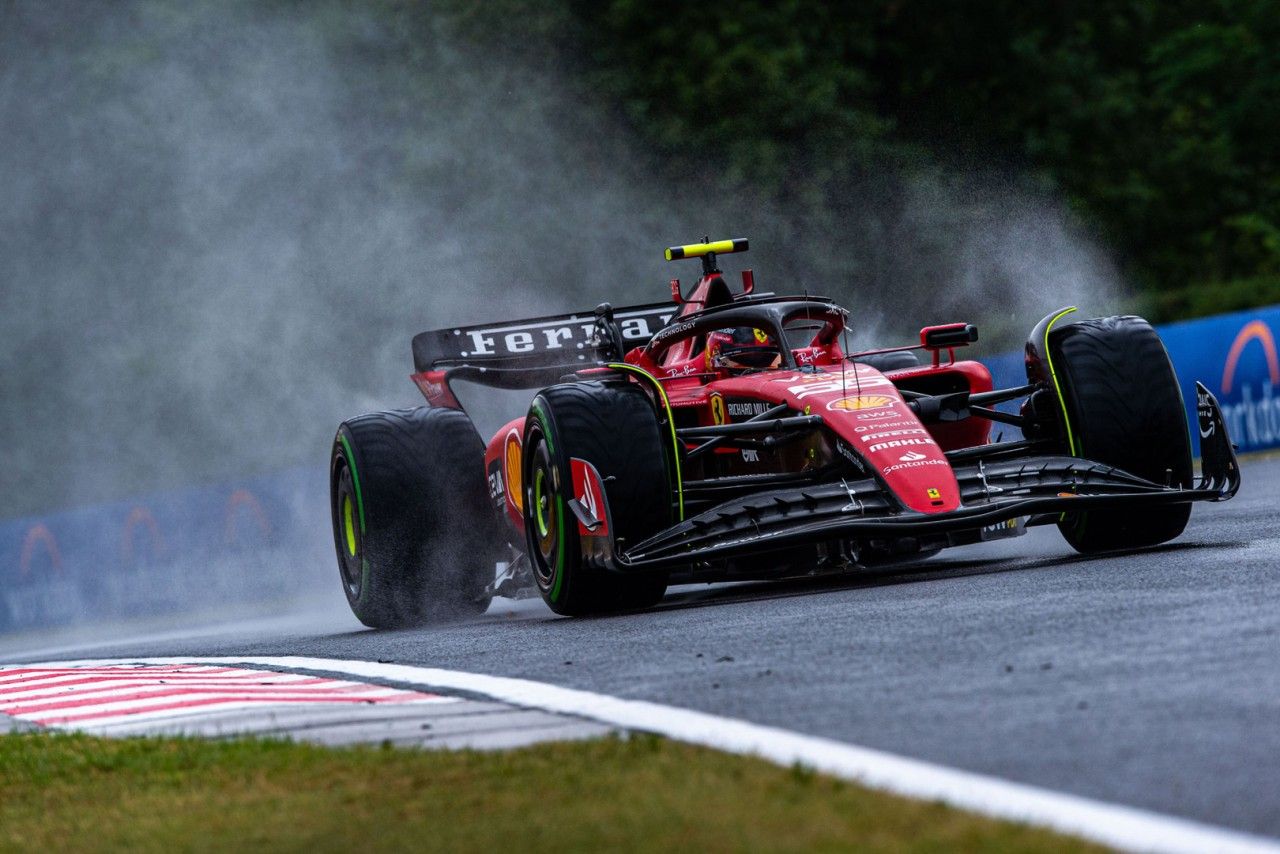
[[330, 238, 1240, 627]]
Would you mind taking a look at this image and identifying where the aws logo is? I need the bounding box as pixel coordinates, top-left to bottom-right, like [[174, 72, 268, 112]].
[[1218, 318, 1280, 450]]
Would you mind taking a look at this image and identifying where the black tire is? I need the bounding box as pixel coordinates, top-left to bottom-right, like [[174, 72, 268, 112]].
[[522, 381, 671, 616], [1050, 315, 1193, 553], [330, 407, 499, 628]]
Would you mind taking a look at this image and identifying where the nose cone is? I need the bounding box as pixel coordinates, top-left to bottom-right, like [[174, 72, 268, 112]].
[[776, 364, 961, 513]]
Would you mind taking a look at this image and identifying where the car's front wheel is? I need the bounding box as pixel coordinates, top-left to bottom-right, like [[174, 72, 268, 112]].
[[1043, 314, 1193, 553], [522, 381, 672, 616]]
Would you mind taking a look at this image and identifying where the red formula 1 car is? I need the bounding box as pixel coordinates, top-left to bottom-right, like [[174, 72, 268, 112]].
[[329, 238, 1240, 627]]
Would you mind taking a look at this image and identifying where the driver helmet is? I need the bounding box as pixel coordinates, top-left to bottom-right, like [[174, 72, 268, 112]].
[[706, 326, 780, 371]]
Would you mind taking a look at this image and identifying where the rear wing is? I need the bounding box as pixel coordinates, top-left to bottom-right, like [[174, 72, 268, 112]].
[[411, 301, 678, 392]]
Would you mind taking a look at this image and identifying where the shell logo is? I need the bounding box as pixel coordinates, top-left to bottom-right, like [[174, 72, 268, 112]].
[[504, 430, 524, 513], [827, 395, 895, 412]]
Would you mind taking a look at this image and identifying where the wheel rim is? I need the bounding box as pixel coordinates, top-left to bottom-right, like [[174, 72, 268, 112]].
[[533, 460, 557, 563], [534, 467, 550, 539], [526, 432, 561, 591], [333, 458, 363, 599], [342, 495, 357, 557]]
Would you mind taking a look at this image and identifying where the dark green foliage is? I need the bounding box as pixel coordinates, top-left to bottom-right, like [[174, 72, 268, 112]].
[[442, 0, 1280, 305]]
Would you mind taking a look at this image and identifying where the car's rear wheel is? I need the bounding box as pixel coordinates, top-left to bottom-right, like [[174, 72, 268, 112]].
[[330, 407, 498, 628], [522, 381, 671, 616], [1046, 315, 1193, 553]]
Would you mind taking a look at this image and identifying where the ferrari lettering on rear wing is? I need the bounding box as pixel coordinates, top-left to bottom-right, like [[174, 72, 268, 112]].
[[412, 302, 678, 373]]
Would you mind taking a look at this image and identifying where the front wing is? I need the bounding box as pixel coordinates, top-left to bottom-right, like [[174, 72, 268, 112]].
[[615, 383, 1241, 570]]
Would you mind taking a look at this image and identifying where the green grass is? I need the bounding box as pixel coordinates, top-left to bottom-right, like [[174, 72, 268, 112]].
[[0, 732, 1106, 853]]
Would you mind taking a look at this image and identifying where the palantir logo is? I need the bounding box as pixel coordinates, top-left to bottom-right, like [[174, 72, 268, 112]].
[[1219, 319, 1280, 450]]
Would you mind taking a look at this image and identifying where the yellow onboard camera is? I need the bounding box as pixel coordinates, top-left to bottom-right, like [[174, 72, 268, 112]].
[[664, 238, 748, 262], [665, 238, 753, 300]]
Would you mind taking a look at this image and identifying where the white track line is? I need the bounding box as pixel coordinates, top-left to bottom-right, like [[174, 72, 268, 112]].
[[20, 655, 1279, 854]]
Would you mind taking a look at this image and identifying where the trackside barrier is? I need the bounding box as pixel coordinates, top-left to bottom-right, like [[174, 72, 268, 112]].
[[3, 305, 1277, 635], [0, 469, 329, 634], [983, 304, 1280, 456]]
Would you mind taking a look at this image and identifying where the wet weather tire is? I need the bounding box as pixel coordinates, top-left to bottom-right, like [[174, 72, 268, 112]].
[[523, 381, 671, 616], [330, 407, 498, 628], [1050, 315, 1194, 553]]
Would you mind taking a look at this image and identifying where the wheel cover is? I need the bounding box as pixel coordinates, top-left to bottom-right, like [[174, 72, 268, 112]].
[[334, 461, 363, 598], [533, 463, 556, 560], [525, 433, 562, 592], [343, 495, 357, 557]]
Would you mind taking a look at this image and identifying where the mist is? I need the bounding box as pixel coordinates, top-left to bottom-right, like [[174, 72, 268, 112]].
[[0, 2, 1128, 530]]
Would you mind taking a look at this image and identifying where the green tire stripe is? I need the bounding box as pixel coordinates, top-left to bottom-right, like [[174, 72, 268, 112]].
[[607, 363, 685, 521], [549, 492, 566, 602], [530, 400, 566, 603], [1043, 307, 1080, 456], [338, 432, 367, 533]]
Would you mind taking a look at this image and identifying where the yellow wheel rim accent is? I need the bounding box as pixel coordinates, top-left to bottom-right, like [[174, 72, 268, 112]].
[[343, 495, 357, 557]]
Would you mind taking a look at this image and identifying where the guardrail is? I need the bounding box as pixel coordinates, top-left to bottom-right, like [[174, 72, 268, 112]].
[[4, 305, 1278, 634]]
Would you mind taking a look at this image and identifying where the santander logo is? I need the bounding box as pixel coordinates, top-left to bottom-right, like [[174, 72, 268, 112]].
[[899, 451, 927, 462]]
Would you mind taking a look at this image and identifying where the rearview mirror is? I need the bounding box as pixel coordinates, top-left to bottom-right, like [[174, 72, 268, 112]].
[[920, 323, 978, 349]]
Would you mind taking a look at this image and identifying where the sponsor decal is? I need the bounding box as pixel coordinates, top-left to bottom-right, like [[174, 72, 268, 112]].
[[666, 364, 698, 378], [795, 348, 818, 366], [726, 399, 773, 418], [457, 305, 675, 358], [1218, 319, 1280, 450], [981, 518, 1023, 540], [899, 450, 928, 461], [741, 449, 760, 463], [710, 392, 727, 425], [926, 488, 941, 500], [651, 319, 697, 348], [882, 458, 948, 474], [792, 375, 893, 400], [835, 441, 861, 466], [853, 421, 911, 433], [487, 467, 503, 502], [503, 430, 523, 513], [1197, 385, 1216, 439], [867, 437, 935, 454], [859, 427, 927, 443], [770, 372, 827, 383], [569, 458, 609, 537], [827, 395, 896, 412], [854, 409, 900, 421], [753, 328, 770, 344]]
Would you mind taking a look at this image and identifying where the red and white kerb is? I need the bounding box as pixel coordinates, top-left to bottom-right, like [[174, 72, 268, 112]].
[[0, 664, 453, 730]]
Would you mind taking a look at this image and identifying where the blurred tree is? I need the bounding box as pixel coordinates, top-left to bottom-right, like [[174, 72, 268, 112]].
[[438, 0, 1280, 304]]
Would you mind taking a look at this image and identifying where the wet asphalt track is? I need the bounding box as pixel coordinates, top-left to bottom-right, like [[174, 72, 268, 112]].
[[4, 455, 1278, 838]]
